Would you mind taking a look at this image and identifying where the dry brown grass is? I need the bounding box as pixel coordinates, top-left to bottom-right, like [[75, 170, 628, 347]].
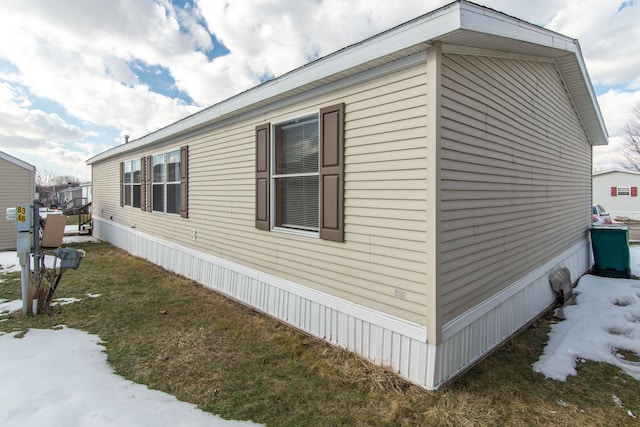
[[2, 241, 640, 426]]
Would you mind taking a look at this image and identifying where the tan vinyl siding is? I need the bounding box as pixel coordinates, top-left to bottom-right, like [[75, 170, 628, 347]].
[[439, 54, 592, 323], [0, 158, 35, 250], [92, 61, 430, 324]]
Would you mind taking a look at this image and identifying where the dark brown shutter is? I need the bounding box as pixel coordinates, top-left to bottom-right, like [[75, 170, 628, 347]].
[[140, 156, 147, 211], [145, 155, 152, 212], [119, 161, 124, 207], [180, 146, 189, 218], [611, 187, 617, 197], [319, 103, 345, 242], [255, 123, 270, 230]]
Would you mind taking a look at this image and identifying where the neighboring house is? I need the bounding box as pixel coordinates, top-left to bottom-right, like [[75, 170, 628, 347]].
[[0, 151, 36, 250], [59, 183, 92, 207], [593, 169, 640, 220], [87, 1, 607, 389]]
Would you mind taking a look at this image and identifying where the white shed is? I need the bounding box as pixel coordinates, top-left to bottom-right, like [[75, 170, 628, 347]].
[[0, 151, 36, 250], [593, 169, 640, 220]]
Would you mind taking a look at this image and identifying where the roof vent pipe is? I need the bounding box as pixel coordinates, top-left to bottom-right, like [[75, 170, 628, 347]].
[[124, 135, 130, 144]]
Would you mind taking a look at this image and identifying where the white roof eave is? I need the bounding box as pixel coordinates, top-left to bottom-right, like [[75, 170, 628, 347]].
[[0, 151, 36, 172], [87, 0, 608, 165]]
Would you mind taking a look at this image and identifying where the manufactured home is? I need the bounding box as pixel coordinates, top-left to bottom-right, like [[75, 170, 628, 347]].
[[593, 169, 640, 220], [87, 1, 607, 389], [0, 151, 36, 250]]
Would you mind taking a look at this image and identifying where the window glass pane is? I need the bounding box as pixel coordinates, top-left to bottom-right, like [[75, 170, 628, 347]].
[[124, 161, 132, 184], [124, 184, 132, 206], [167, 150, 180, 182], [275, 176, 319, 231], [167, 183, 180, 214], [152, 154, 164, 183], [275, 115, 318, 175], [152, 184, 164, 212], [132, 184, 141, 208], [132, 159, 141, 184], [618, 187, 630, 196]]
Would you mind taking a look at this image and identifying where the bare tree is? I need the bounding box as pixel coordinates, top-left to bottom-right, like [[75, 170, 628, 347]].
[[35, 168, 57, 189], [52, 175, 81, 187], [36, 170, 81, 207], [620, 103, 640, 171]]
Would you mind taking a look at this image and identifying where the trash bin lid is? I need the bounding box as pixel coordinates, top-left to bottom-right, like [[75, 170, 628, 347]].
[[591, 224, 629, 231]]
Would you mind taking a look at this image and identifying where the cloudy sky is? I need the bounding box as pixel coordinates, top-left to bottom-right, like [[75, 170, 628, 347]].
[[0, 0, 638, 182]]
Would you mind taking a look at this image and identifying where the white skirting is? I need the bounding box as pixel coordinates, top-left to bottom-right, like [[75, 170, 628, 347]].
[[93, 216, 590, 390]]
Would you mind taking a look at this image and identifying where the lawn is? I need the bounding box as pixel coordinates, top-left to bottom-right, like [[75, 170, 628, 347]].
[[1, 241, 638, 426]]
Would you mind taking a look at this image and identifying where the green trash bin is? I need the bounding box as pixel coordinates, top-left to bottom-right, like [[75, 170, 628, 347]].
[[590, 225, 631, 278]]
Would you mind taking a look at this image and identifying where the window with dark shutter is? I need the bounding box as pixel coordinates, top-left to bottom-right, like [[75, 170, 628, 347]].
[[256, 124, 270, 230], [256, 104, 345, 240], [319, 103, 345, 242]]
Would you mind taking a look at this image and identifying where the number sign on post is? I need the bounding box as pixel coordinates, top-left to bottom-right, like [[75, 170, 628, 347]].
[[15, 205, 31, 232]]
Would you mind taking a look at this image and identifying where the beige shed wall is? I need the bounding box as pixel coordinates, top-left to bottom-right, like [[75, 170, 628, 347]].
[[92, 60, 430, 324], [439, 54, 592, 323], [0, 157, 35, 250]]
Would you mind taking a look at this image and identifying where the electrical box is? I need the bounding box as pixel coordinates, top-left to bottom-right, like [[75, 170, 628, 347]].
[[14, 205, 32, 232], [54, 247, 85, 269], [17, 232, 31, 252]]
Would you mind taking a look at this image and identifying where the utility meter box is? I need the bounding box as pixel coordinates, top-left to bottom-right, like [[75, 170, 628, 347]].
[[54, 247, 85, 269], [6, 206, 32, 232]]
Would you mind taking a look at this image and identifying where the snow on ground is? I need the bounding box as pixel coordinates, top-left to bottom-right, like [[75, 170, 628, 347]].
[[533, 244, 640, 381], [0, 252, 20, 274], [533, 275, 640, 380], [0, 327, 262, 427], [63, 226, 100, 244]]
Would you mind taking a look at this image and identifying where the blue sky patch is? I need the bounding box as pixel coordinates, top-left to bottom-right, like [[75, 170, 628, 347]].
[[171, 0, 230, 61], [0, 58, 19, 74], [128, 59, 194, 104], [618, 0, 636, 12]]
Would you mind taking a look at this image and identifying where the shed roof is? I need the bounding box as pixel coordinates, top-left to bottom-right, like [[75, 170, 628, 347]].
[[88, 0, 608, 165], [0, 150, 36, 172], [593, 169, 640, 177]]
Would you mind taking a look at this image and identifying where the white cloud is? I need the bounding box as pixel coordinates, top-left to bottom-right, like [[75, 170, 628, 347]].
[[544, 0, 640, 88], [195, 0, 445, 82], [597, 89, 640, 136], [0, 0, 637, 181]]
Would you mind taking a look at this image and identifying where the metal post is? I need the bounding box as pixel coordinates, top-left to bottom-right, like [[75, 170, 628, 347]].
[[19, 251, 30, 315], [32, 200, 41, 314]]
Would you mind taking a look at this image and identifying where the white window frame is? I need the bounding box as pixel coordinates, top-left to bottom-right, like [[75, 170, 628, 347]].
[[270, 112, 320, 237], [617, 186, 631, 196], [151, 149, 181, 214], [123, 159, 141, 208]]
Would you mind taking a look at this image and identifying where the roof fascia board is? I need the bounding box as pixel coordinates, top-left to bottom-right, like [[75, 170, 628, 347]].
[[459, 2, 574, 52], [88, 0, 608, 164], [559, 42, 608, 145], [593, 169, 640, 177], [87, 3, 461, 165], [88, 50, 430, 164], [0, 151, 36, 172]]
